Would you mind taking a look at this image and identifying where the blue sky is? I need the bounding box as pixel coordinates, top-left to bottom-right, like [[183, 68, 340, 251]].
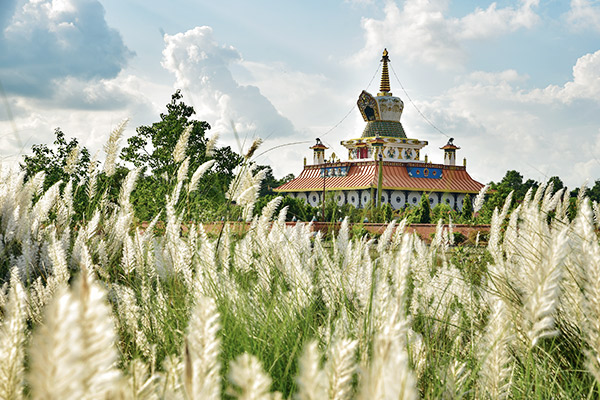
[[1, 0, 600, 188]]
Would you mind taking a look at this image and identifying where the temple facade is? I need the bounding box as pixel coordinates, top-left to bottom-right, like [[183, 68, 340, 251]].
[[274, 49, 483, 211]]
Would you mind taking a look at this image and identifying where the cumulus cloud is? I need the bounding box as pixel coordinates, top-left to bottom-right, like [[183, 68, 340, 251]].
[[161, 26, 297, 142], [566, 0, 600, 32], [0, 71, 159, 164], [529, 50, 600, 103], [0, 0, 133, 98], [352, 0, 540, 69]]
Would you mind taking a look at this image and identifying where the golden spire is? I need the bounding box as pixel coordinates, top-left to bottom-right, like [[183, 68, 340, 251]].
[[379, 48, 391, 95]]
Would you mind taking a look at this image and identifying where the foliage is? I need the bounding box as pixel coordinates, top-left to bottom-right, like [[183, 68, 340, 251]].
[[257, 165, 294, 197], [120, 90, 243, 221], [253, 194, 317, 222], [416, 192, 431, 223], [120, 90, 210, 176], [431, 203, 457, 224], [461, 193, 473, 221], [477, 170, 537, 222], [20, 128, 91, 189]]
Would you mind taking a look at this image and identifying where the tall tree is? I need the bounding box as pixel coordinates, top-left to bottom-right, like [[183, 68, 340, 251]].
[[120, 90, 242, 220], [120, 90, 213, 177]]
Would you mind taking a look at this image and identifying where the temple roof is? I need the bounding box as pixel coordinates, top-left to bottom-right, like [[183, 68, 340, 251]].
[[275, 161, 484, 193]]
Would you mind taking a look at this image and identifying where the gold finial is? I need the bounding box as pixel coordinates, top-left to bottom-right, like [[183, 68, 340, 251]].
[[379, 48, 391, 95]]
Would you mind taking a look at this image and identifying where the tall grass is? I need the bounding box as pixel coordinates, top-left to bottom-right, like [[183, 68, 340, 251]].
[[1, 133, 600, 398]]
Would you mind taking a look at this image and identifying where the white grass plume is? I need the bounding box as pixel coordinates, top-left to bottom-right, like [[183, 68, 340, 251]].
[[29, 286, 84, 400], [523, 223, 568, 348], [64, 145, 80, 175], [473, 184, 489, 213], [118, 168, 139, 211], [227, 164, 267, 221], [574, 199, 600, 383], [325, 338, 357, 400], [74, 268, 122, 398], [189, 160, 216, 193], [479, 296, 514, 399], [376, 219, 396, 254], [296, 341, 327, 400], [0, 268, 27, 400], [227, 353, 272, 400], [358, 306, 418, 400], [86, 152, 100, 201], [30, 180, 62, 237], [183, 295, 221, 400], [174, 124, 193, 163], [532, 181, 547, 207], [103, 118, 128, 177], [244, 138, 263, 160], [205, 131, 220, 157]]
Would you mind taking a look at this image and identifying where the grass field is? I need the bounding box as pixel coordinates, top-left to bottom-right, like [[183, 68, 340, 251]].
[[1, 159, 600, 399]]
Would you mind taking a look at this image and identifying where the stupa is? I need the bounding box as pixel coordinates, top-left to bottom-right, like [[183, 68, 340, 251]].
[[274, 49, 484, 211]]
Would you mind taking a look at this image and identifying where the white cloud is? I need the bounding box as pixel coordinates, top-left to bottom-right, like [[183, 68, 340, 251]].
[[458, 0, 540, 40], [0, 0, 133, 97], [0, 71, 169, 169], [566, 0, 600, 32], [352, 0, 540, 69], [542, 50, 600, 102], [161, 26, 297, 144]]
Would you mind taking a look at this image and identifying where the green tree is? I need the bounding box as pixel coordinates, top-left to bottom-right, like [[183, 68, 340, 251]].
[[21, 128, 91, 190], [417, 193, 431, 223], [257, 166, 294, 197], [20, 128, 129, 222], [431, 203, 456, 224], [478, 170, 539, 222], [120, 90, 242, 220], [588, 180, 600, 203], [120, 90, 212, 177], [461, 194, 473, 221]]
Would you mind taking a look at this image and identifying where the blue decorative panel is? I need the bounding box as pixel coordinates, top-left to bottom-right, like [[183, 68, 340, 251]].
[[320, 166, 349, 177], [407, 166, 443, 179]]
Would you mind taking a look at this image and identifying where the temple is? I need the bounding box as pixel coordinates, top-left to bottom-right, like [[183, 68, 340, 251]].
[[274, 49, 484, 211]]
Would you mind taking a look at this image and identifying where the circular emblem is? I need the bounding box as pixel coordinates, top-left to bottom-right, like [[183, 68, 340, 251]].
[[423, 168, 429, 177]]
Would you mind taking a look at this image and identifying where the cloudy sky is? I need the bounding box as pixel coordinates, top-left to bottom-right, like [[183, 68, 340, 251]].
[[1, 0, 599, 188]]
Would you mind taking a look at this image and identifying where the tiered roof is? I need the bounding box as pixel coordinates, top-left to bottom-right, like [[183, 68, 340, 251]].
[[275, 161, 483, 193]]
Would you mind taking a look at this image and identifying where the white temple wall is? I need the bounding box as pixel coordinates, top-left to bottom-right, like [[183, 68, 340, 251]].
[[284, 190, 474, 213]]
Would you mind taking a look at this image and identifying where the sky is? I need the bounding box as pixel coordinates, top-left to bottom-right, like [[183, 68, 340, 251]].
[[1, 0, 600, 189]]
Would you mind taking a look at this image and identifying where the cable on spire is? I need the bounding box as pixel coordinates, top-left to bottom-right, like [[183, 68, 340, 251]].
[[389, 63, 450, 138], [318, 62, 381, 139]]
